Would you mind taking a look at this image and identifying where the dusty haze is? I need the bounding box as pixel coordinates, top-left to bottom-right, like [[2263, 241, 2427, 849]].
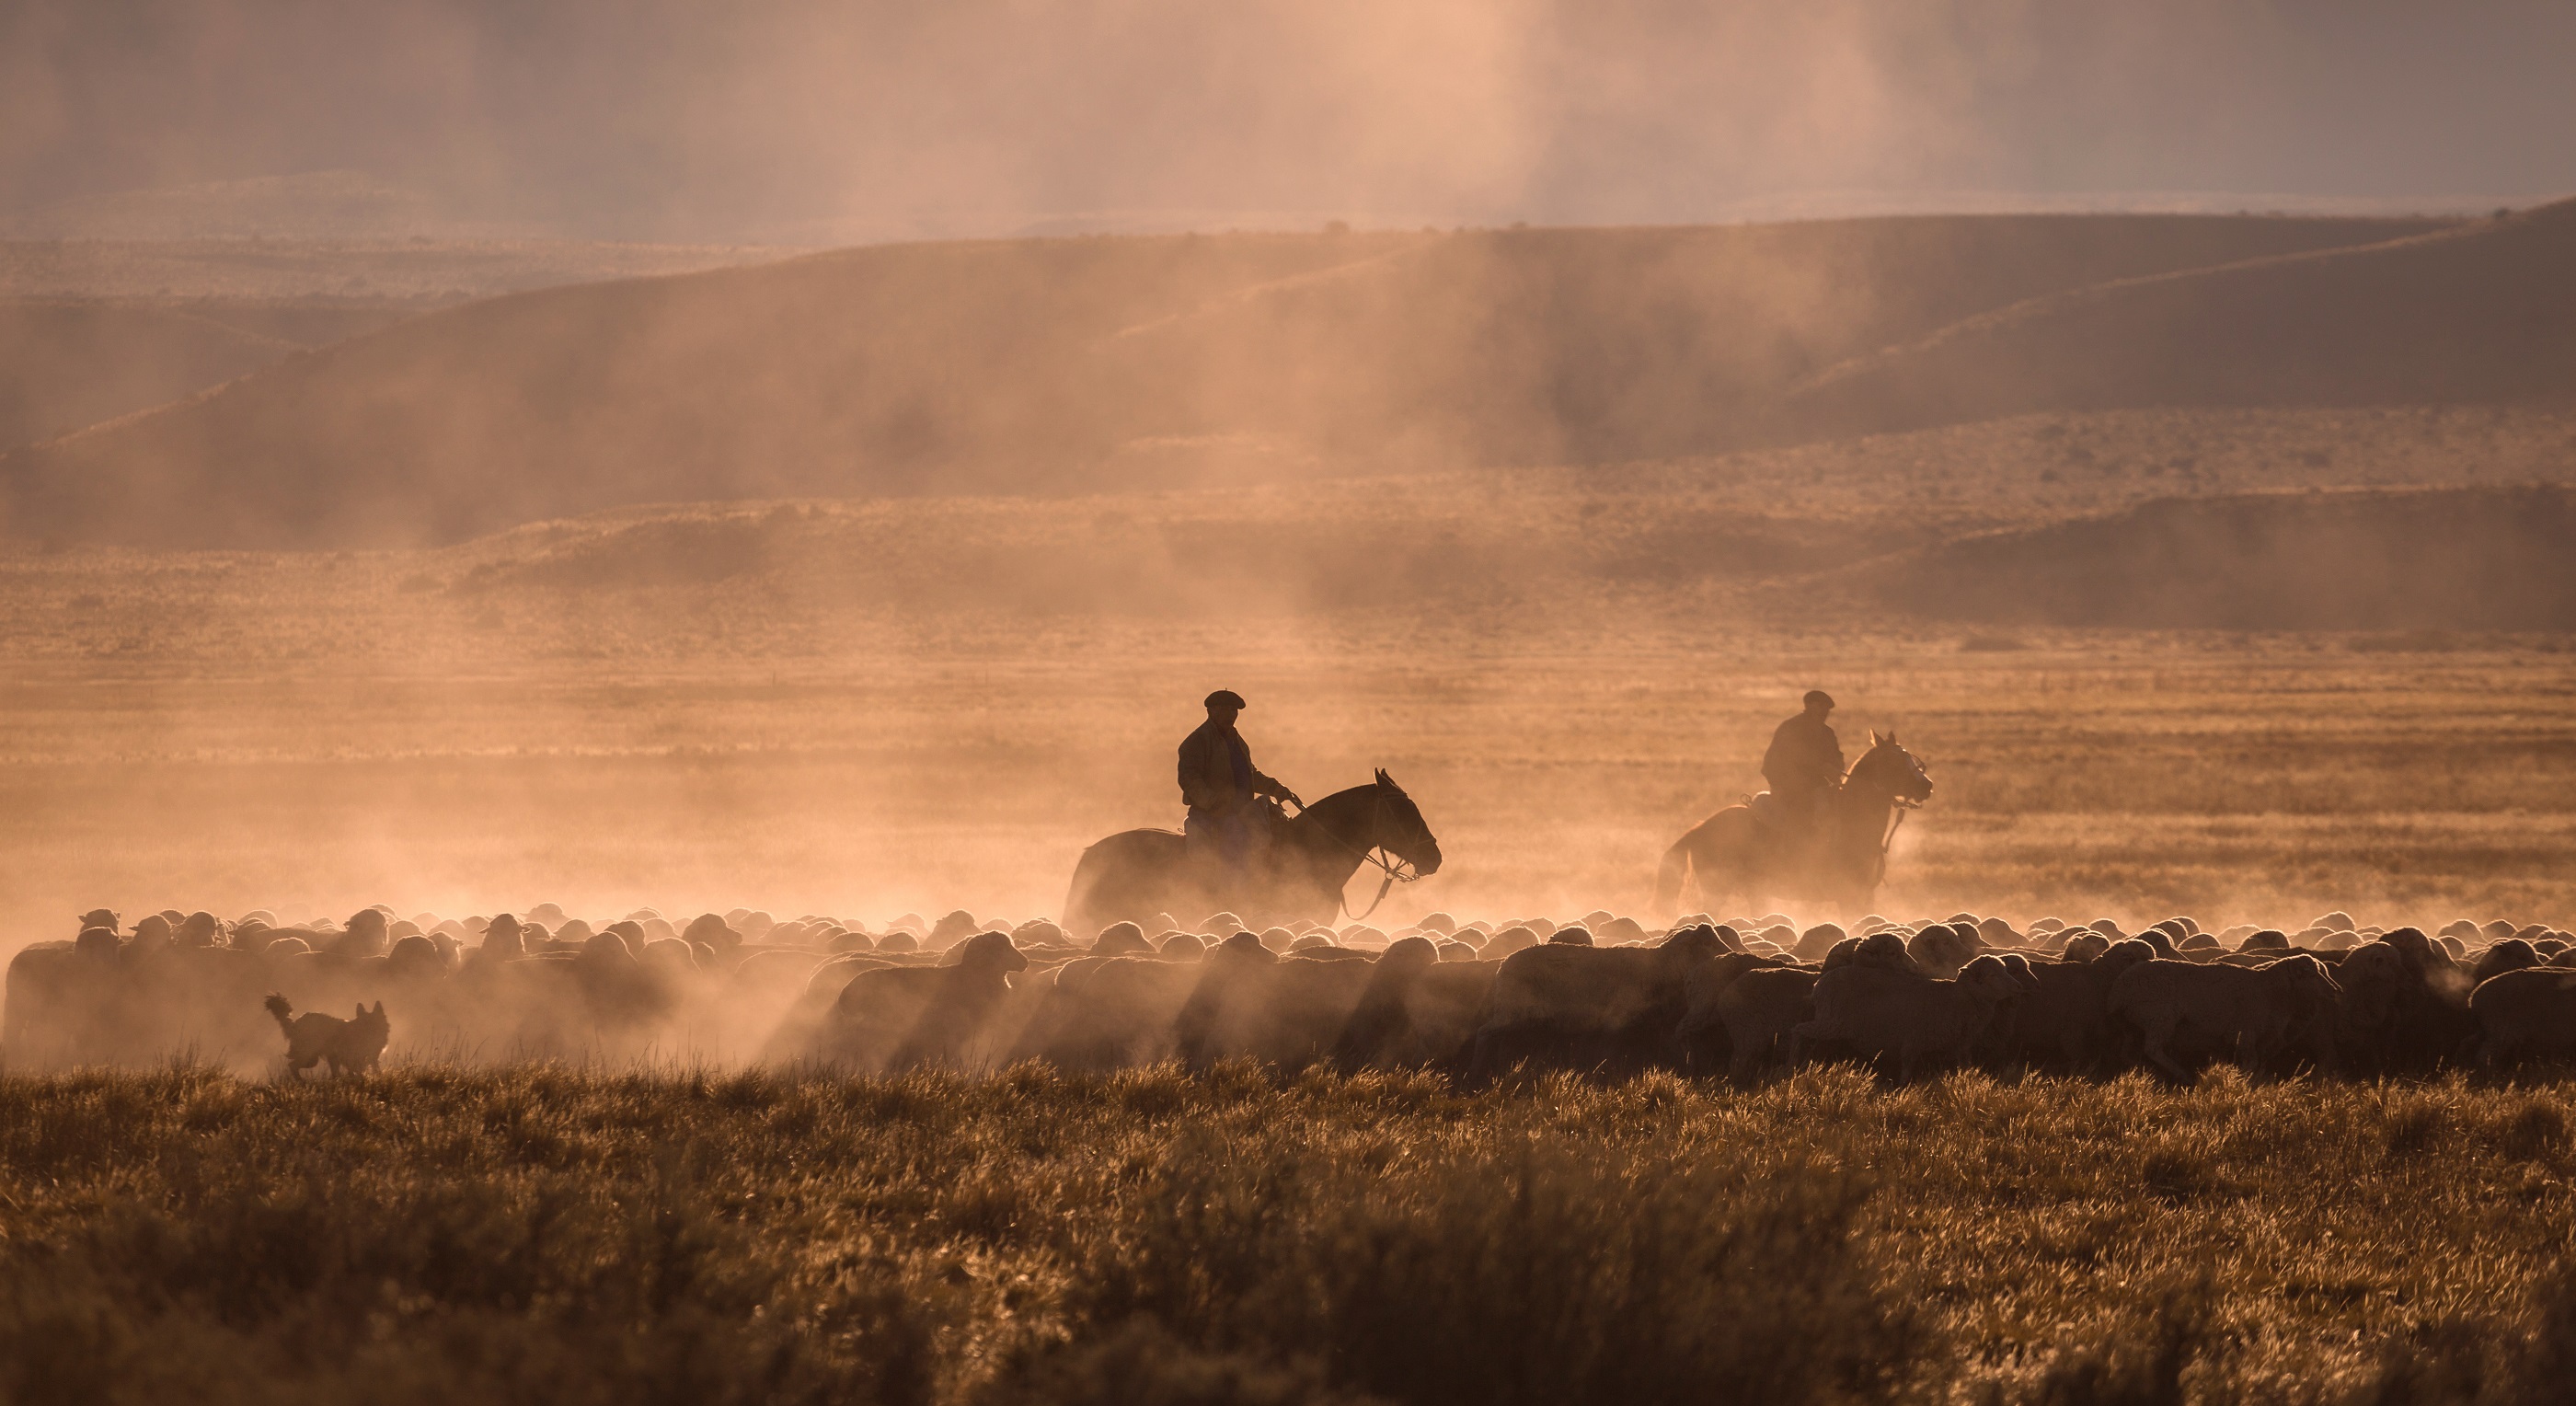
[[1, 0, 2572, 1069], [6, 1, 2573, 239]]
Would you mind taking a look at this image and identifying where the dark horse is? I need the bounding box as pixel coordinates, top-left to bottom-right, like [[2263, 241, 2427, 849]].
[[1063, 770, 1442, 938], [1653, 732, 1932, 917]]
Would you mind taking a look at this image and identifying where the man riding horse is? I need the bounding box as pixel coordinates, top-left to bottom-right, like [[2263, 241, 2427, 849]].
[[1178, 690, 1303, 870], [1761, 689, 1845, 856], [1653, 691, 1932, 916], [1062, 693, 1436, 935]]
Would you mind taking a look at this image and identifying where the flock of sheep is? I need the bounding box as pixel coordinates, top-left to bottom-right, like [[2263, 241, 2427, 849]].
[[7, 901, 2576, 1083]]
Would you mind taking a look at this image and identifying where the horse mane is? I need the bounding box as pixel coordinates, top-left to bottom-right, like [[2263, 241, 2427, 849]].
[[1304, 780, 1386, 812], [1842, 733, 1909, 788]]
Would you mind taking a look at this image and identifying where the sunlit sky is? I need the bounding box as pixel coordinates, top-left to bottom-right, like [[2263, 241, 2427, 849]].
[[7, 0, 2572, 239]]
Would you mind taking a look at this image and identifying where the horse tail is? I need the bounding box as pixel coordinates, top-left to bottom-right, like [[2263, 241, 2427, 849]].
[[1062, 842, 1110, 940], [1654, 834, 1694, 913]]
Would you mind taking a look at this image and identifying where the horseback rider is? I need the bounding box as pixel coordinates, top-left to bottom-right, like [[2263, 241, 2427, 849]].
[[1761, 689, 1846, 844], [1179, 690, 1302, 868]]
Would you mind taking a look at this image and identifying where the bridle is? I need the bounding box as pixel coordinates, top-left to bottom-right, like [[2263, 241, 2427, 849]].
[[1851, 746, 1928, 886], [1869, 776, 1926, 886], [1878, 795, 1923, 862], [1297, 785, 1423, 921]]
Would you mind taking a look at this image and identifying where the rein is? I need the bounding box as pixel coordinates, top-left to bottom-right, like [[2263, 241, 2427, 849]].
[[1871, 796, 1923, 886], [1302, 787, 1421, 921]]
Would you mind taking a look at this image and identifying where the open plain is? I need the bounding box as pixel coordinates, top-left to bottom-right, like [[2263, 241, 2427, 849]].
[[2, 391, 2570, 944], [3, 616, 2573, 947], [3, 188, 2574, 1404]]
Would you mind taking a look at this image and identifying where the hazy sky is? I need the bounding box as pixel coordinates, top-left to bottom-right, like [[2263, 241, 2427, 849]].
[[5, 0, 2571, 239]]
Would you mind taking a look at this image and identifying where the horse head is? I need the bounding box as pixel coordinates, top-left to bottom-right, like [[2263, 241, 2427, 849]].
[[1369, 769, 1443, 877], [1846, 731, 1933, 807]]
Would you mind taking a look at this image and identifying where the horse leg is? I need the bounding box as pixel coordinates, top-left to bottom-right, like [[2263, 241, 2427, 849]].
[[1654, 837, 1694, 914]]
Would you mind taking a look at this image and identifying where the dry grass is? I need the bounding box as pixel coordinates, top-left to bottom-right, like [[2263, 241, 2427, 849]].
[[2, 1064, 2574, 1403], [0, 625, 2568, 948]]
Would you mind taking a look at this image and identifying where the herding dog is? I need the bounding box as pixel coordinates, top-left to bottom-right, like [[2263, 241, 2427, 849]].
[[263, 994, 390, 1078]]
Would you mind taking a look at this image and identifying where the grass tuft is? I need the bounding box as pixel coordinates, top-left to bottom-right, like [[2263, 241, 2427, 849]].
[[0, 1066, 2571, 1401]]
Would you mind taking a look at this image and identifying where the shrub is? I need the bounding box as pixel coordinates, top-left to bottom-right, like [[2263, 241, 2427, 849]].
[[1041, 1129, 1915, 1406]]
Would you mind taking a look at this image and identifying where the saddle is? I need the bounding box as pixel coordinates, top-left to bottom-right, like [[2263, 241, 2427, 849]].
[[1184, 797, 1288, 866], [1749, 788, 1831, 857], [1748, 789, 1785, 833]]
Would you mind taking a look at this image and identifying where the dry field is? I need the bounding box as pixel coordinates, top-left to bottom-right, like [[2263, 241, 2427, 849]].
[[1, 597, 2568, 953], [5, 395, 2570, 951], [6, 1065, 2576, 1405]]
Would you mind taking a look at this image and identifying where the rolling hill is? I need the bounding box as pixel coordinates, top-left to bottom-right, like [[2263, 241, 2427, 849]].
[[0, 214, 2452, 547], [0, 300, 305, 452], [7, 456, 2568, 680], [1785, 198, 2576, 436], [1856, 485, 2576, 631]]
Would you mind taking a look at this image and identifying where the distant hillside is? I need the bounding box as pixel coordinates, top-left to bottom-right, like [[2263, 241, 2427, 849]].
[[0, 238, 794, 454], [0, 238, 795, 306], [1859, 486, 2576, 631], [9, 467, 2575, 672], [0, 214, 2448, 547], [1786, 198, 2576, 435], [0, 301, 299, 452], [0, 172, 495, 242]]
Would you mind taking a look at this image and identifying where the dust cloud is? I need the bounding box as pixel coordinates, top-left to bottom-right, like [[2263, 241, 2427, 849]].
[[5, 1, 2575, 1075]]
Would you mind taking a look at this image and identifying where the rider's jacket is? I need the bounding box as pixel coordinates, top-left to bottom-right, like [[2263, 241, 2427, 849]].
[[1178, 720, 1290, 814], [1762, 712, 1846, 796]]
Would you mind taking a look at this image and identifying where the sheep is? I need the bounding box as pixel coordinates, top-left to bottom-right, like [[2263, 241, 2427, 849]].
[[2470, 939, 2542, 986], [1824, 931, 1923, 975], [999, 919, 1057, 950], [1329, 938, 1438, 1071], [1329, 940, 1500, 1075], [1173, 933, 1380, 1071], [329, 909, 391, 960], [1013, 952, 1204, 1070], [2468, 967, 2576, 1072], [1673, 951, 1795, 1074], [2059, 931, 2111, 964], [2107, 954, 2343, 1084], [1905, 923, 1980, 979], [480, 915, 531, 962], [1464, 926, 1727, 1082], [1792, 955, 2028, 1081], [1089, 921, 1153, 957], [2007, 939, 2156, 1074], [822, 930, 1030, 1072], [2330, 929, 2477, 1075], [1791, 924, 1848, 962], [34, 892, 2576, 1087], [385, 934, 453, 983], [1710, 966, 1818, 1082], [682, 913, 742, 951]]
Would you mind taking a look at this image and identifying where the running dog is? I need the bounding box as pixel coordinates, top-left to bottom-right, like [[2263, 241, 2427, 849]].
[[263, 994, 389, 1078]]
